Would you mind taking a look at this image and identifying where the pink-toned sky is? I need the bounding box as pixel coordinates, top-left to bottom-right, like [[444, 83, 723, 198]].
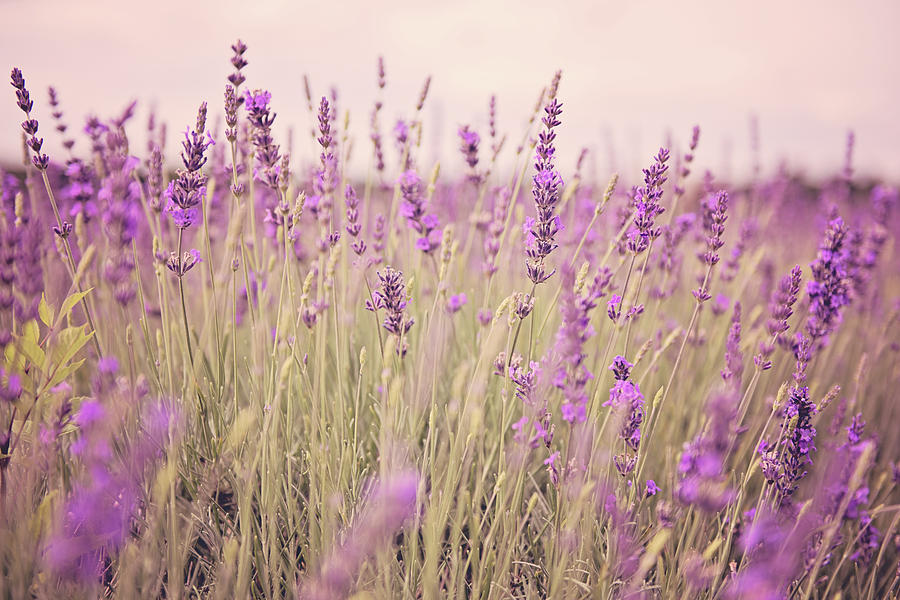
[[2, 0, 899, 183]]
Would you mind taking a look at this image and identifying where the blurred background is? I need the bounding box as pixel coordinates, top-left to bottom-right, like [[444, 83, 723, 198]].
[[2, 0, 899, 183]]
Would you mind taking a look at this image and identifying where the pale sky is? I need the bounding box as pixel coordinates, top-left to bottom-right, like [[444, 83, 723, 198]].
[[2, 0, 899, 183]]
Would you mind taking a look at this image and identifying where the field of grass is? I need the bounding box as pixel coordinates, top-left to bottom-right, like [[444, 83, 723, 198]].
[[1, 41, 899, 599]]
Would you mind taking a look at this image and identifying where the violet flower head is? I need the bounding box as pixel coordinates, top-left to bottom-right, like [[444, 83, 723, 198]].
[[553, 266, 611, 424], [458, 124, 480, 172], [676, 391, 737, 513], [344, 184, 366, 256], [365, 266, 414, 355], [446, 293, 467, 314], [693, 190, 729, 302], [604, 355, 644, 453], [10, 68, 49, 170], [482, 186, 510, 275], [721, 301, 743, 389], [228, 39, 248, 88], [755, 265, 802, 370], [244, 89, 281, 190], [309, 96, 337, 225], [399, 169, 440, 253], [626, 148, 670, 254], [164, 103, 214, 231], [806, 215, 850, 347], [525, 98, 564, 285]]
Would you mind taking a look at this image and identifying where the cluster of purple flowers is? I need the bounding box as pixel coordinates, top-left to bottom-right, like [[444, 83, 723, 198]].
[[693, 190, 729, 302], [553, 266, 612, 423], [164, 104, 214, 231], [399, 169, 440, 253], [676, 391, 737, 512], [244, 89, 281, 190], [806, 215, 851, 346], [603, 356, 644, 475], [626, 148, 669, 255], [524, 98, 563, 284], [365, 266, 414, 355], [754, 265, 802, 370]]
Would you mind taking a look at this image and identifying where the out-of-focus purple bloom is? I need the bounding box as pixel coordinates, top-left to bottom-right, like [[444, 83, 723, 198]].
[[554, 266, 611, 424], [301, 471, 419, 600], [399, 169, 440, 253], [677, 391, 737, 513], [483, 186, 510, 276], [458, 124, 480, 175], [721, 302, 743, 390], [446, 293, 467, 314], [603, 356, 644, 453]]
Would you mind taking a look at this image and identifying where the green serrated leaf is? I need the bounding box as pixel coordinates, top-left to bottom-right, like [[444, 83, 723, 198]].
[[38, 294, 54, 327], [58, 288, 92, 325]]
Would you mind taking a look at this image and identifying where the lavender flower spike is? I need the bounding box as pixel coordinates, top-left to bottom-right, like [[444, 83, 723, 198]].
[[525, 97, 564, 285]]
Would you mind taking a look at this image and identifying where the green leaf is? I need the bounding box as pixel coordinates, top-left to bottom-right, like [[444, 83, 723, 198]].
[[18, 336, 45, 371], [23, 319, 39, 344], [52, 324, 94, 368], [46, 358, 85, 390], [57, 288, 92, 326], [38, 294, 54, 327]]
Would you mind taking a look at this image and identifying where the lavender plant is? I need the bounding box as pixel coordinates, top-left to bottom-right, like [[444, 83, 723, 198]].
[[0, 41, 898, 600]]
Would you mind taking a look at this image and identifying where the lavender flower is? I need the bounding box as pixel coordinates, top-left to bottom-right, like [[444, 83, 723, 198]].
[[344, 184, 365, 256], [365, 266, 414, 355], [553, 266, 611, 423], [525, 98, 563, 285], [626, 148, 669, 254], [721, 302, 743, 389], [244, 89, 281, 189], [676, 391, 737, 513], [164, 103, 214, 231], [693, 190, 729, 302], [603, 357, 645, 453], [806, 214, 850, 346], [399, 169, 440, 253], [10, 68, 49, 170], [458, 124, 480, 176], [754, 265, 802, 370]]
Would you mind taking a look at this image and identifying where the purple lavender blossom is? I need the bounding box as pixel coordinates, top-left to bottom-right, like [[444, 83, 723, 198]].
[[806, 214, 850, 347], [10, 68, 50, 170], [525, 98, 564, 285], [365, 266, 414, 355], [164, 103, 214, 231], [693, 190, 729, 302], [626, 148, 669, 254], [301, 472, 419, 600], [676, 391, 737, 513], [399, 169, 440, 253], [344, 184, 366, 257], [603, 356, 644, 452], [554, 266, 611, 423], [244, 89, 281, 190], [458, 124, 480, 175], [721, 302, 743, 389]]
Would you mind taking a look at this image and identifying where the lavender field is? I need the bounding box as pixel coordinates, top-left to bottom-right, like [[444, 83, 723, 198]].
[[1, 37, 899, 599]]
